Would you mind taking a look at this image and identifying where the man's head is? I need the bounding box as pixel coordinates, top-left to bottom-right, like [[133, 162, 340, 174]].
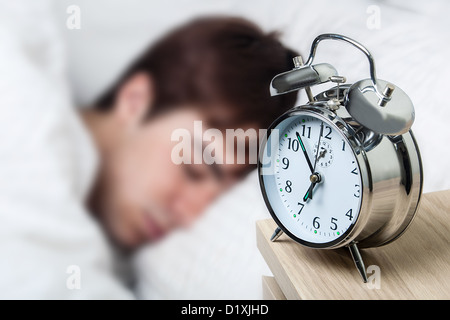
[[87, 16, 298, 249]]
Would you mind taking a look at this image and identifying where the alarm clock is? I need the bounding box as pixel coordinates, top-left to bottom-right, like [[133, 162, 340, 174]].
[[258, 34, 423, 282]]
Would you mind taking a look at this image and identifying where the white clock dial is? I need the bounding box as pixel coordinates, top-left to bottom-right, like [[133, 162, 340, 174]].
[[260, 111, 362, 246]]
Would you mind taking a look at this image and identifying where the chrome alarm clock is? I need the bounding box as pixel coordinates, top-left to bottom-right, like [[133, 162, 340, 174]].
[[258, 34, 423, 282]]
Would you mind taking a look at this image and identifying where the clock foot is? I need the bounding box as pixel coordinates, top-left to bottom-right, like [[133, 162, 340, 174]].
[[270, 227, 284, 242], [348, 243, 368, 283]]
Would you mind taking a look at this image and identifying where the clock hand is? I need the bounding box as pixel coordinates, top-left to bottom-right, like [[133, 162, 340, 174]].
[[318, 148, 327, 160], [302, 172, 321, 202], [313, 122, 324, 172], [296, 131, 314, 173], [303, 124, 324, 203], [303, 181, 316, 202]]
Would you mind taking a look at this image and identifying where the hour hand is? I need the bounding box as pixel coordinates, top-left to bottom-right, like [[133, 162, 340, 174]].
[[303, 182, 315, 202], [302, 173, 321, 202], [296, 132, 314, 173]]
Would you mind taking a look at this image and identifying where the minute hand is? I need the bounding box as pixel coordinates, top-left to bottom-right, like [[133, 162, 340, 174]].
[[313, 122, 324, 172], [296, 132, 314, 173], [303, 123, 325, 202]]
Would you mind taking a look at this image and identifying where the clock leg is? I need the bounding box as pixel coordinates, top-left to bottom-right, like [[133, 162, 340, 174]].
[[270, 227, 284, 242], [348, 243, 368, 283]]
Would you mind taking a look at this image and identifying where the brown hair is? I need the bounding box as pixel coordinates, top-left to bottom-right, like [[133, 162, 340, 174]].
[[94, 16, 299, 131]]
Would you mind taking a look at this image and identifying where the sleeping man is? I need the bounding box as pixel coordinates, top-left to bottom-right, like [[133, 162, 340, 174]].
[[0, 12, 297, 298]]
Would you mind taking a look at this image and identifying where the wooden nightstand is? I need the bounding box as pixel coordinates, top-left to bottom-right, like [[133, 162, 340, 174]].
[[256, 190, 450, 299]]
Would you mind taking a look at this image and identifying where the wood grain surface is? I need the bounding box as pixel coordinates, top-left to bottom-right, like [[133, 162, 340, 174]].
[[256, 190, 450, 299], [262, 276, 286, 300]]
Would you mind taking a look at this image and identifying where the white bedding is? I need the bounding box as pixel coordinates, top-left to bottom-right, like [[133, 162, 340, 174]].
[[4, 0, 449, 299], [0, 0, 132, 299]]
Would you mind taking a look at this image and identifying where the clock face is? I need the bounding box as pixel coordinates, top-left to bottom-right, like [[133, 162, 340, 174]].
[[259, 110, 362, 247]]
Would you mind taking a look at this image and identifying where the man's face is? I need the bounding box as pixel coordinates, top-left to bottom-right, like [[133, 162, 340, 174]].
[[95, 108, 240, 249]]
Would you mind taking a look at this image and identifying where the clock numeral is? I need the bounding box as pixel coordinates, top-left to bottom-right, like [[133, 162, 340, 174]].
[[287, 138, 300, 152], [342, 139, 346, 151], [345, 209, 353, 221], [322, 126, 332, 140], [285, 180, 292, 193], [313, 216, 320, 229], [282, 157, 289, 170], [351, 167, 358, 175], [354, 184, 360, 198], [301, 125, 311, 139], [297, 202, 304, 215], [330, 217, 338, 231]]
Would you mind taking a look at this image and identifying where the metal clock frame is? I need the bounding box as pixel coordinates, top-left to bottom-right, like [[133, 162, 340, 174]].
[[258, 106, 369, 249], [258, 95, 423, 282]]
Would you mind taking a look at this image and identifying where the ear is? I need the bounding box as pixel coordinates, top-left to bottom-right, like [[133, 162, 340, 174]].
[[113, 72, 154, 128]]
